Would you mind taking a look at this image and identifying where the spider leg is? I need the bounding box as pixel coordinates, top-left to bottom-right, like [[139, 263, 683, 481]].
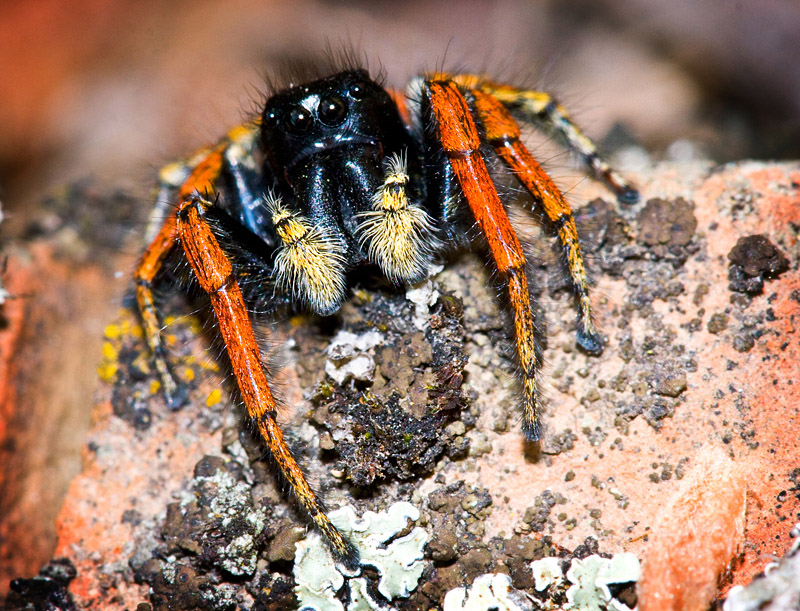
[[470, 89, 603, 354], [134, 144, 228, 406], [480, 82, 639, 204], [429, 73, 638, 204], [175, 193, 359, 569], [136, 123, 266, 405], [144, 150, 211, 243], [425, 79, 543, 441], [221, 123, 274, 234]]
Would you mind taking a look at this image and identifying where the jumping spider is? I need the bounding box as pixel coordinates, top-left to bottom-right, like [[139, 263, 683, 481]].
[[135, 64, 638, 568]]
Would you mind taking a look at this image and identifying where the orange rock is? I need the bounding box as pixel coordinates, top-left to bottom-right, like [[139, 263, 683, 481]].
[[6, 160, 798, 609], [0, 243, 126, 595], [637, 447, 747, 611]]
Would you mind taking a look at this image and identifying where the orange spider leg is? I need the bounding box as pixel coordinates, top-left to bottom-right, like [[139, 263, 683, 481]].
[[426, 79, 543, 441], [175, 195, 359, 569], [134, 144, 228, 404], [135, 141, 358, 567], [471, 89, 603, 354]]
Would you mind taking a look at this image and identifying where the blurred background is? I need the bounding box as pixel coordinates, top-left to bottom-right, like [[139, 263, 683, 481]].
[[3, 0, 800, 214], [1, 0, 799, 592]]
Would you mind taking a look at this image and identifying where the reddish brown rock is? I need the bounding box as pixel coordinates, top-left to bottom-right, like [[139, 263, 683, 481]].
[[5, 160, 799, 609], [637, 447, 747, 611], [0, 244, 122, 595]]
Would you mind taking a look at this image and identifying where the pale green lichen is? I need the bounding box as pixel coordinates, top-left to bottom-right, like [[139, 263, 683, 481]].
[[566, 556, 609, 610], [595, 553, 640, 603], [443, 573, 534, 611], [348, 578, 381, 611], [169, 467, 267, 577], [294, 502, 428, 611], [531, 556, 564, 592], [193, 470, 266, 576], [200, 583, 238, 608], [294, 536, 346, 611], [565, 552, 640, 611], [221, 533, 258, 575], [495, 552, 642, 611]]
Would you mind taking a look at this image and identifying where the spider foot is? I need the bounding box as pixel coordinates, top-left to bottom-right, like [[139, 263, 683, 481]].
[[335, 539, 361, 572], [616, 186, 640, 205], [164, 383, 190, 411], [522, 417, 542, 442], [166, 386, 189, 412], [520, 382, 543, 442], [318, 515, 361, 570], [576, 328, 605, 356]]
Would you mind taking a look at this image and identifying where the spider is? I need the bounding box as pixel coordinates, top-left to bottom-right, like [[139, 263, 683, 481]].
[[134, 64, 637, 570]]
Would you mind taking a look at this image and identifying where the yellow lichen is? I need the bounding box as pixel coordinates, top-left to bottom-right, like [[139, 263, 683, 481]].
[[206, 388, 222, 407]]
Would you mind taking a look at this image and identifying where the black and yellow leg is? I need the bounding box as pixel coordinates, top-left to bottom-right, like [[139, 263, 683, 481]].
[[425, 78, 544, 441], [428, 73, 638, 204], [471, 89, 603, 354], [134, 144, 228, 406], [481, 82, 639, 204]]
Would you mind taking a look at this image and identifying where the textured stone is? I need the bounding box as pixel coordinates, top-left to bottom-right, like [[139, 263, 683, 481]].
[[7, 161, 800, 609]]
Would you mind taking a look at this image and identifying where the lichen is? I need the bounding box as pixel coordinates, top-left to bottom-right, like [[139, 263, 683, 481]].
[[442, 573, 534, 611], [594, 553, 641, 603], [531, 556, 564, 592], [722, 522, 800, 611], [325, 329, 385, 384], [565, 553, 640, 611], [405, 276, 441, 330], [156, 456, 268, 580], [566, 556, 609, 610], [189, 468, 267, 576], [294, 536, 346, 611], [294, 502, 428, 610]]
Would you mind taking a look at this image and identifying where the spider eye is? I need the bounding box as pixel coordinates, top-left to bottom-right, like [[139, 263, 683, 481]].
[[318, 95, 347, 126], [286, 106, 313, 134], [264, 109, 280, 128], [348, 81, 367, 100]]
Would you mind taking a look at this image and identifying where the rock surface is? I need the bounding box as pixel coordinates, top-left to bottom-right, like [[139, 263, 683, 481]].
[[4, 160, 800, 609]]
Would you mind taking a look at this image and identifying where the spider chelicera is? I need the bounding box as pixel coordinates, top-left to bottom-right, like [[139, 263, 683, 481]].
[[134, 65, 638, 568]]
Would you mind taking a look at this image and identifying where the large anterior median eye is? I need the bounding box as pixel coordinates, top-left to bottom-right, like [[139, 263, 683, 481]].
[[318, 95, 347, 126], [286, 106, 313, 134]]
